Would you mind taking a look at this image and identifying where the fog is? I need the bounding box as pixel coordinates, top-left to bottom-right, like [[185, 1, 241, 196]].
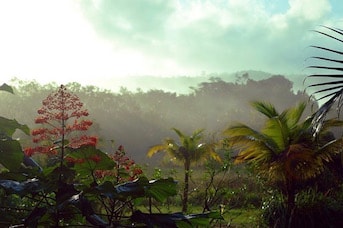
[[0, 72, 317, 165]]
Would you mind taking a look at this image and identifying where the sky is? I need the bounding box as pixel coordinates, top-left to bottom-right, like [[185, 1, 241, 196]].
[[0, 0, 342, 91]]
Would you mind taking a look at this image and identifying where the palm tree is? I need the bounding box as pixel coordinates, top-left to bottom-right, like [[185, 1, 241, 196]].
[[224, 101, 343, 213], [147, 128, 221, 212], [306, 26, 343, 135]]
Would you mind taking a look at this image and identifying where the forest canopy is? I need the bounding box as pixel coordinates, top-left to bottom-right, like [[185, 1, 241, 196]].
[[0, 73, 316, 164]]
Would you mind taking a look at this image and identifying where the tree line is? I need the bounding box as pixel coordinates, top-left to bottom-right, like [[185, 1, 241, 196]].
[[0, 74, 316, 164]]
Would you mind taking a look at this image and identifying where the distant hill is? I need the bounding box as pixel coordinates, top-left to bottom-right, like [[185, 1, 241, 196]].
[[101, 70, 307, 95]]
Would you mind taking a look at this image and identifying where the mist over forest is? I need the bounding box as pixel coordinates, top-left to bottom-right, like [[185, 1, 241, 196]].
[[101, 70, 306, 94], [0, 72, 317, 165]]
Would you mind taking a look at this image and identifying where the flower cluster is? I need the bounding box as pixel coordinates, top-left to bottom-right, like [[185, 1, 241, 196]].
[[65, 154, 101, 165], [24, 85, 97, 157], [68, 135, 98, 149], [95, 145, 143, 182]]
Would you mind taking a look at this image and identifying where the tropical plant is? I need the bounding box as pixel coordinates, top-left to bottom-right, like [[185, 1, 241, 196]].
[[24, 84, 97, 160], [306, 26, 343, 135], [147, 128, 221, 212], [94, 144, 143, 183], [224, 101, 343, 217], [0, 84, 223, 227], [91, 144, 144, 222]]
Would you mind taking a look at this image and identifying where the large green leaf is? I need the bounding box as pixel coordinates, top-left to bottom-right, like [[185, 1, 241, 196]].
[[56, 182, 79, 205], [94, 180, 118, 198], [0, 83, 14, 94], [0, 166, 41, 181], [145, 177, 177, 202], [0, 178, 44, 196], [116, 178, 146, 199], [67, 145, 115, 175], [62, 192, 109, 227], [95, 177, 147, 200], [0, 138, 24, 171], [0, 116, 30, 136], [94, 180, 144, 200], [95, 177, 177, 202]]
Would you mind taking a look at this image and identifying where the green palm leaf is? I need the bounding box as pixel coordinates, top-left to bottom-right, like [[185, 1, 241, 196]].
[[263, 117, 288, 151], [225, 101, 342, 189], [250, 101, 279, 118], [285, 102, 306, 129]]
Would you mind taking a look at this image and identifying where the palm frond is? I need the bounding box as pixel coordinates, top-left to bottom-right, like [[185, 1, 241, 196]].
[[309, 85, 343, 98], [306, 26, 343, 135], [224, 123, 261, 138], [234, 145, 272, 165], [226, 123, 280, 154], [262, 117, 288, 151], [317, 137, 343, 159], [309, 45, 343, 55], [147, 138, 177, 157], [309, 56, 343, 64], [320, 118, 343, 132], [147, 144, 168, 157], [312, 26, 343, 43], [148, 128, 220, 167], [311, 89, 343, 136], [283, 144, 325, 180], [250, 101, 279, 118], [307, 80, 343, 88], [172, 128, 186, 142], [284, 102, 306, 129]]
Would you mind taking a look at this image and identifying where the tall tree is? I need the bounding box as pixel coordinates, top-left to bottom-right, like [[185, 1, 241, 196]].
[[224, 101, 343, 214], [147, 128, 221, 212]]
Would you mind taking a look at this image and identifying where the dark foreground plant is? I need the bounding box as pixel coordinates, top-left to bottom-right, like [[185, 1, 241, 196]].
[[262, 187, 343, 227], [0, 84, 223, 227]]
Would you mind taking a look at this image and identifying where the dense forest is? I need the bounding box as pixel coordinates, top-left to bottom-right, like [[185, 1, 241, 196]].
[[0, 73, 316, 164]]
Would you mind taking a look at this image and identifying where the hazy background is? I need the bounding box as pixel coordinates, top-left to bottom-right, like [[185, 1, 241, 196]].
[[0, 74, 317, 165], [0, 0, 342, 92], [0, 0, 342, 165]]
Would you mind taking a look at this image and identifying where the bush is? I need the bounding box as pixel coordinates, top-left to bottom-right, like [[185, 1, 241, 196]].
[[261, 187, 343, 227]]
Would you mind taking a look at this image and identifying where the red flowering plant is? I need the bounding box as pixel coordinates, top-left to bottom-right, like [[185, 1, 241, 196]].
[[24, 85, 97, 162], [0, 83, 219, 227], [95, 144, 143, 183]]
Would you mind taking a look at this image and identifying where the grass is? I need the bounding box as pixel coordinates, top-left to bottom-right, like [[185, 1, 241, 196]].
[[136, 202, 263, 227], [224, 208, 262, 227], [140, 166, 265, 226]]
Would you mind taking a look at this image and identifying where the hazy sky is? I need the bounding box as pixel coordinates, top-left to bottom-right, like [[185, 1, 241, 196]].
[[0, 0, 342, 90]]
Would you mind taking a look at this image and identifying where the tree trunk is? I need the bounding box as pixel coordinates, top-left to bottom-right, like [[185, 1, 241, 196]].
[[286, 181, 295, 227], [182, 160, 190, 213]]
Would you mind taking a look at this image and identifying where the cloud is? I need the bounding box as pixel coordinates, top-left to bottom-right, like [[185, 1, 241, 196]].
[[287, 0, 331, 21], [79, 0, 341, 77], [0, 0, 341, 90]]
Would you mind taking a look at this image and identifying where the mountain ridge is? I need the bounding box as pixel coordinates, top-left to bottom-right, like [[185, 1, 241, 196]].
[[100, 70, 307, 95]]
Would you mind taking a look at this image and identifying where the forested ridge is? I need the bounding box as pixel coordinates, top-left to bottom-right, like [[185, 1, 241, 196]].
[[0, 73, 316, 164]]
